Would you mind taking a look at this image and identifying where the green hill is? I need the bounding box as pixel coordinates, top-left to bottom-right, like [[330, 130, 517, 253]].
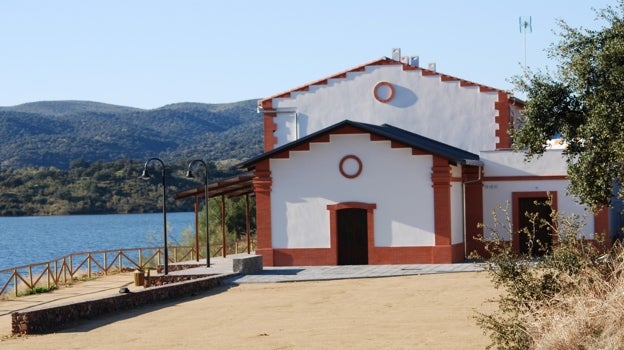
[[0, 99, 263, 169]]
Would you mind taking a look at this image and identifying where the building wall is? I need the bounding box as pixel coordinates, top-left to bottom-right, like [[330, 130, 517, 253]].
[[481, 179, 595, 240], [271, 65, 500, 154], [478, 149, 595, 239], [480, 149, 568, 177], [257, 58, 609, 265], [451, 181, 464, 245], [269, 133, 437, 249]]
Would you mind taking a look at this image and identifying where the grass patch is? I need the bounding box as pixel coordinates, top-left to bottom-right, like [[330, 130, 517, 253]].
[[19, 285, 58, 296]]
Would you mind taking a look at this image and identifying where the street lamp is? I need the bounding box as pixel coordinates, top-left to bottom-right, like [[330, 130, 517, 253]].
[[186, 159, 210, 268], [139, 157, 169, 275]]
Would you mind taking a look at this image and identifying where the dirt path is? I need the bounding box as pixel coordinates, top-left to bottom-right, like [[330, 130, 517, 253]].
[[0, 271, 498, 349]]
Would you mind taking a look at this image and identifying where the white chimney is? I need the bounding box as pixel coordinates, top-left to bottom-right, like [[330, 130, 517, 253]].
[[428, 62, 436, 72], [392, 48, 401, 61]]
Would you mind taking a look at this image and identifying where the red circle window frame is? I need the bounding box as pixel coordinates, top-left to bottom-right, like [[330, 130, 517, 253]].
[[339, 155, 363, 179], [373, 81, 395, 103]]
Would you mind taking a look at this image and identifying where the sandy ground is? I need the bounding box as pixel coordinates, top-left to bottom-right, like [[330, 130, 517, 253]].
[[0, 271, 498, 350]]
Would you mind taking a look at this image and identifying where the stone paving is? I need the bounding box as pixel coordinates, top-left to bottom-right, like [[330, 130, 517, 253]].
[[228, 261, 485, 283]]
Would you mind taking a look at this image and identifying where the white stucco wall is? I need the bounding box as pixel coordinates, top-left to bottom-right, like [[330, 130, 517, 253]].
[[270, 133, 437, 249], [271, 65, 499, 154], [480, 149, 568, 176], [451, 182, 464, 244]]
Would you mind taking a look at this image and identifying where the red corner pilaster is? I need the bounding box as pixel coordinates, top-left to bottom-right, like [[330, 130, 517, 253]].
[[253, 160, 274, 265], [495, 91, 512, 149], [463, 166, 484, 257], [261, 100, 278, 151], [431, 156, 452, 262]]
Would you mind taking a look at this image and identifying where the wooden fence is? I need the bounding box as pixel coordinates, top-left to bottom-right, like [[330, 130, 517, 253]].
[[1, 237, 256, 299], [0, 246, 193, 298]]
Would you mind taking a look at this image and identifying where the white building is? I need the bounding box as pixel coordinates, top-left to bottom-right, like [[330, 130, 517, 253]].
[[240, 51, 609, 266]]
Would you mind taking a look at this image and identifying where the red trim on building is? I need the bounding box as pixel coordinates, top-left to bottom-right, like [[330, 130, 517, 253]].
[[327, 202, 377, 265], [463, 166, 484, 258], [261, 57, 505, 104], [270, 244, 467, 265], [263, 118, 278, 152], [253, 160, 274, 265], [373, 81, 395, 103], [495, 91, 512, 149], [338, 155, 363, 179], [363, 243, 465, 264], [484, 175, 568, 182], [273, 248, 335, 266], [259, 56, 510, 152], [431, 156, 455, 262]]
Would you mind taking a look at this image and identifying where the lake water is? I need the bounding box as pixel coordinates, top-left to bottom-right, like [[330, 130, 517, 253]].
[[0, 212, 195, 270]]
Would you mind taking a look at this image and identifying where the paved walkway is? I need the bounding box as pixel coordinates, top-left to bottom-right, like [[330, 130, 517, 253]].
[[228, 262, 484, 283], [0, 257, 485, 337]]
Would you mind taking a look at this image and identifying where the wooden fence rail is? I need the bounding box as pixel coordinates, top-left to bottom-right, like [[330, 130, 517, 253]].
[[0, 245, 197, 298], [0, 238, 256, 299]]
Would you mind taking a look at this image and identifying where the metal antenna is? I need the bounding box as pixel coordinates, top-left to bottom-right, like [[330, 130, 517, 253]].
[[519, 16, 532, 70]]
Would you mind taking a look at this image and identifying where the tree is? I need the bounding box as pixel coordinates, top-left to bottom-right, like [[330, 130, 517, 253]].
[[511, 1, 624, 211]]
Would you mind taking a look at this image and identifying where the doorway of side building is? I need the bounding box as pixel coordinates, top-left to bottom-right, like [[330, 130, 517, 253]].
[[513, 192, 556, 256], [337, 208, 368, 265]]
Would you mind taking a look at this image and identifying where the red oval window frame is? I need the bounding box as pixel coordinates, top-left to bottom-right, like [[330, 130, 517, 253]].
[[339, 155, 363, 179], [373, 81, 395, 103]]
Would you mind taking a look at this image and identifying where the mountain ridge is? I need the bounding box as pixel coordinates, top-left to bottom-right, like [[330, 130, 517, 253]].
[[0, 99, 263, 170]]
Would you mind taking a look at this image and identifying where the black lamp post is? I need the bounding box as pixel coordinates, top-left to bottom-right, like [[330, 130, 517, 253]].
[[186, 159, 210, 268], [139, 157, 169, 275]]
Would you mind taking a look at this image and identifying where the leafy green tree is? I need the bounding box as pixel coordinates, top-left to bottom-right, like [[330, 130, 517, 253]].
[[180, 196, 256, 257], [511, 1, 624, 211]]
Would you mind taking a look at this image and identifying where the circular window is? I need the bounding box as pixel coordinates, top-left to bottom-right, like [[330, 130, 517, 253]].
[[339, 155, 363, 179], [373, 81, 395, 103]]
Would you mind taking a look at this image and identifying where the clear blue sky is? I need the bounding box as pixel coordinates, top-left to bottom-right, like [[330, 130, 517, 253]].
[[0, 0, 615, 109]]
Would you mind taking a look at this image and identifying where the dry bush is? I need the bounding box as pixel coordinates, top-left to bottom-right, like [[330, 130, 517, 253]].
[[528, 247, 624, 350], [473, 198, 622, 349]]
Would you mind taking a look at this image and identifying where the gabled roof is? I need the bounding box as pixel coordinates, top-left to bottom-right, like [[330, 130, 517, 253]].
[[239, 120, 481, 170], [259, 57, 511, 109]]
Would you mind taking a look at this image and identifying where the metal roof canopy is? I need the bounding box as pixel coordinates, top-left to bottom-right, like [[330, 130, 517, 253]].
[[174, 173, 254, 201]]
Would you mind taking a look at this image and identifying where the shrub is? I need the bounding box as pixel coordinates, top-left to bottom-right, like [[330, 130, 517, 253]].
[[472, 198, 618, 349]]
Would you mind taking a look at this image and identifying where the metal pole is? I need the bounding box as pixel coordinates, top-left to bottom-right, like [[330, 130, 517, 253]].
[[245, 193, 251, 254], [194, 196, 199, 261], [186, 159, 210, 268], [161, 162, 168, 275], [140, 157, 168, 275], [221, 196, 226, 257], [204, 170, 210, 267]]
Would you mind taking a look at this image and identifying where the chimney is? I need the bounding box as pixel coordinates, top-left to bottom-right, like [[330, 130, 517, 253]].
[[428, 62, 436, 72], [406, 56, 419, 67], [392, 48, 401, 61]]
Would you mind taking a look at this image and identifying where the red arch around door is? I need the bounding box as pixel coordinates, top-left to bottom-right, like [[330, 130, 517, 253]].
[[327, 202, 377, 264]]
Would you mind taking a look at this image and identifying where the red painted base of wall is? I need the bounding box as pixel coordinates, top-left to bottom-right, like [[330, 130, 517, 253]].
[[263, 243, 467, 266]]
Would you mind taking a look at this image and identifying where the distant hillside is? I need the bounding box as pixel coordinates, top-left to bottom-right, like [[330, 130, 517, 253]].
[[0, 100, 263, 169]]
